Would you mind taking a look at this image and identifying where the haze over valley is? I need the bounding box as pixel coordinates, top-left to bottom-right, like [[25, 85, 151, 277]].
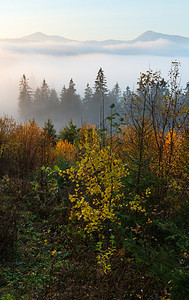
[[1, 2, 189, 299], [1, 30, 189, 124]]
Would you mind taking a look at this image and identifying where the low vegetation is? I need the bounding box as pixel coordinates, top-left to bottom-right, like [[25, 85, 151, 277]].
[[0, 64, 188, 299]]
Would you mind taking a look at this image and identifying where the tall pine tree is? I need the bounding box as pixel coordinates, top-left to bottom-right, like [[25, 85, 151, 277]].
[[59, 79, 82, 123], [89, 68, 108, 127], [18, 74, 32, 120], [82, 83, 93, 123], [33, 79, 50, 120]]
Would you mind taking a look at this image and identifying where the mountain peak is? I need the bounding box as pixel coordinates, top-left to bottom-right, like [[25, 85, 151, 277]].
[[21, 32, 76, 43], [135, 31, 162, 42], [134, 30, 189, 44], [21, 32, 48, 40]]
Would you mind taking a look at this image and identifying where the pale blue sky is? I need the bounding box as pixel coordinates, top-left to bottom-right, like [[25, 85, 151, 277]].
[[0, 0, 189, 40]]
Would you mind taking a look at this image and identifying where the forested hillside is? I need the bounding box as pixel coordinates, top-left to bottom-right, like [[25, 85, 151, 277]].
[[0, 62, 188, 299]]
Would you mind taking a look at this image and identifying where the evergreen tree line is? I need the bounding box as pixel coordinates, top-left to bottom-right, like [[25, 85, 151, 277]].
[[18, 68, 127, 128], [1, 62, 189, 299], [18, 65, 189, 129]]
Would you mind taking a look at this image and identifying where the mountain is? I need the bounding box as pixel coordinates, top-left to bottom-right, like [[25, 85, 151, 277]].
[[132, 30, 189, 44], [1, 31, 189, 57], [21, 32, 77, 43], [82, 30, 189, 46], [2, 30, 188, 45], [2, 30, 189, 45]]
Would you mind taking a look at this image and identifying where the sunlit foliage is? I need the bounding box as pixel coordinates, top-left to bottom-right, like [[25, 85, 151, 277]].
[[0, 63, 188, 299], [56, 139, 77, 164], [0, 117, 55, 177], [63, 129, 128, 234]]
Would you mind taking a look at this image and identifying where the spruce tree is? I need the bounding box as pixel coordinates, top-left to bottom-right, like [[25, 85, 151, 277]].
[[48, 88, 59, 117], [59, 79, 82, 122], [43, 118, 57, 145], [110, 83, 122, 104], [94, 68, 108, 96], [89, 68, 108, 127], [40, 79, 50, 104], [33, 79, 50, 120], [82, 83, 93, 122], [83, 83, 93, 108], [18, 74, 32, 120], [108, 83, 122, 113], [60, 85, 67, 103]]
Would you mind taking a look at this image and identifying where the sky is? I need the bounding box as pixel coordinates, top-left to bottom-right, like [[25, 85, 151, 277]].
[[0, 0, 189, 119], [0, 0, 189, 41]]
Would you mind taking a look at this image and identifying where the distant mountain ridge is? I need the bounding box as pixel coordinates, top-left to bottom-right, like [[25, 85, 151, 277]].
[[19, 30, 189, 45], [1, 30, 189, 57], [133, 30, 189, 44], [21, 32, 76, 43]]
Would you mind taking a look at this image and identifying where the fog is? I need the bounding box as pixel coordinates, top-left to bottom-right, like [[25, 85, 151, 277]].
[[0, 46, 189, 121]]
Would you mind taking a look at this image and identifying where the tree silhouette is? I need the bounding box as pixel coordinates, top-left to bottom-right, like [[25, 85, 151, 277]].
[[83, 83, 93, 123], [18, 74, 32, 120], [89, 68, 108, 127], [33, 79, 50, 120], [43, 118, 57, 145], [59, 79, 82, 122]]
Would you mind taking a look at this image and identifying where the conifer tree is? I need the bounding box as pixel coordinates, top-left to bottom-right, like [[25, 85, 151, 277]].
[[40, 79, 50, 104], [89, 68, 108, 127], [60, 85, 67, 103], [33, 79, 50, 120], [109, 83, 122, 104], [49, 88, 59, 104], [59, 79, 82, 122], [108, 82, 122, 115], [48, 88, 59, 117], [83, 83, 93, 109], [18, 74, 32, 120], [43, 118, 57, 145], [123, 86, 132, 106], [94, 67, 108, 96], [82, 83, 93, 122]]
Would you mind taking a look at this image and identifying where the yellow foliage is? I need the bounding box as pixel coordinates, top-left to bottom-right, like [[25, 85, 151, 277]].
[[78, 124, 98, 151], [62, 129, 128, 234], [56, 139, 77, 163], [128, 194, 147, 215], [0, 117, 56, 177], [178, 128, 189, 173]]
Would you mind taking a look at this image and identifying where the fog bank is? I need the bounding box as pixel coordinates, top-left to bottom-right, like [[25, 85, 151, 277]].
[[0, 50, 188, 120]]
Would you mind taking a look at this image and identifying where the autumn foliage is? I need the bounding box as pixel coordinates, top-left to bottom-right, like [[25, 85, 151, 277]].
[[0, 64, 188, 299], [56, 139, 77, 164], [0, 118, 56, 178]]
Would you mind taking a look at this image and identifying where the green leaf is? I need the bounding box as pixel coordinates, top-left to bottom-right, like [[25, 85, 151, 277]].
[[54, 165, 60, 172]]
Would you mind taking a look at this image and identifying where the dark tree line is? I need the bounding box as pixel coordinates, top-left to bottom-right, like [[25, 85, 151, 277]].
[[18, 66, 189, 129], [18, 68, 127, 128]]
